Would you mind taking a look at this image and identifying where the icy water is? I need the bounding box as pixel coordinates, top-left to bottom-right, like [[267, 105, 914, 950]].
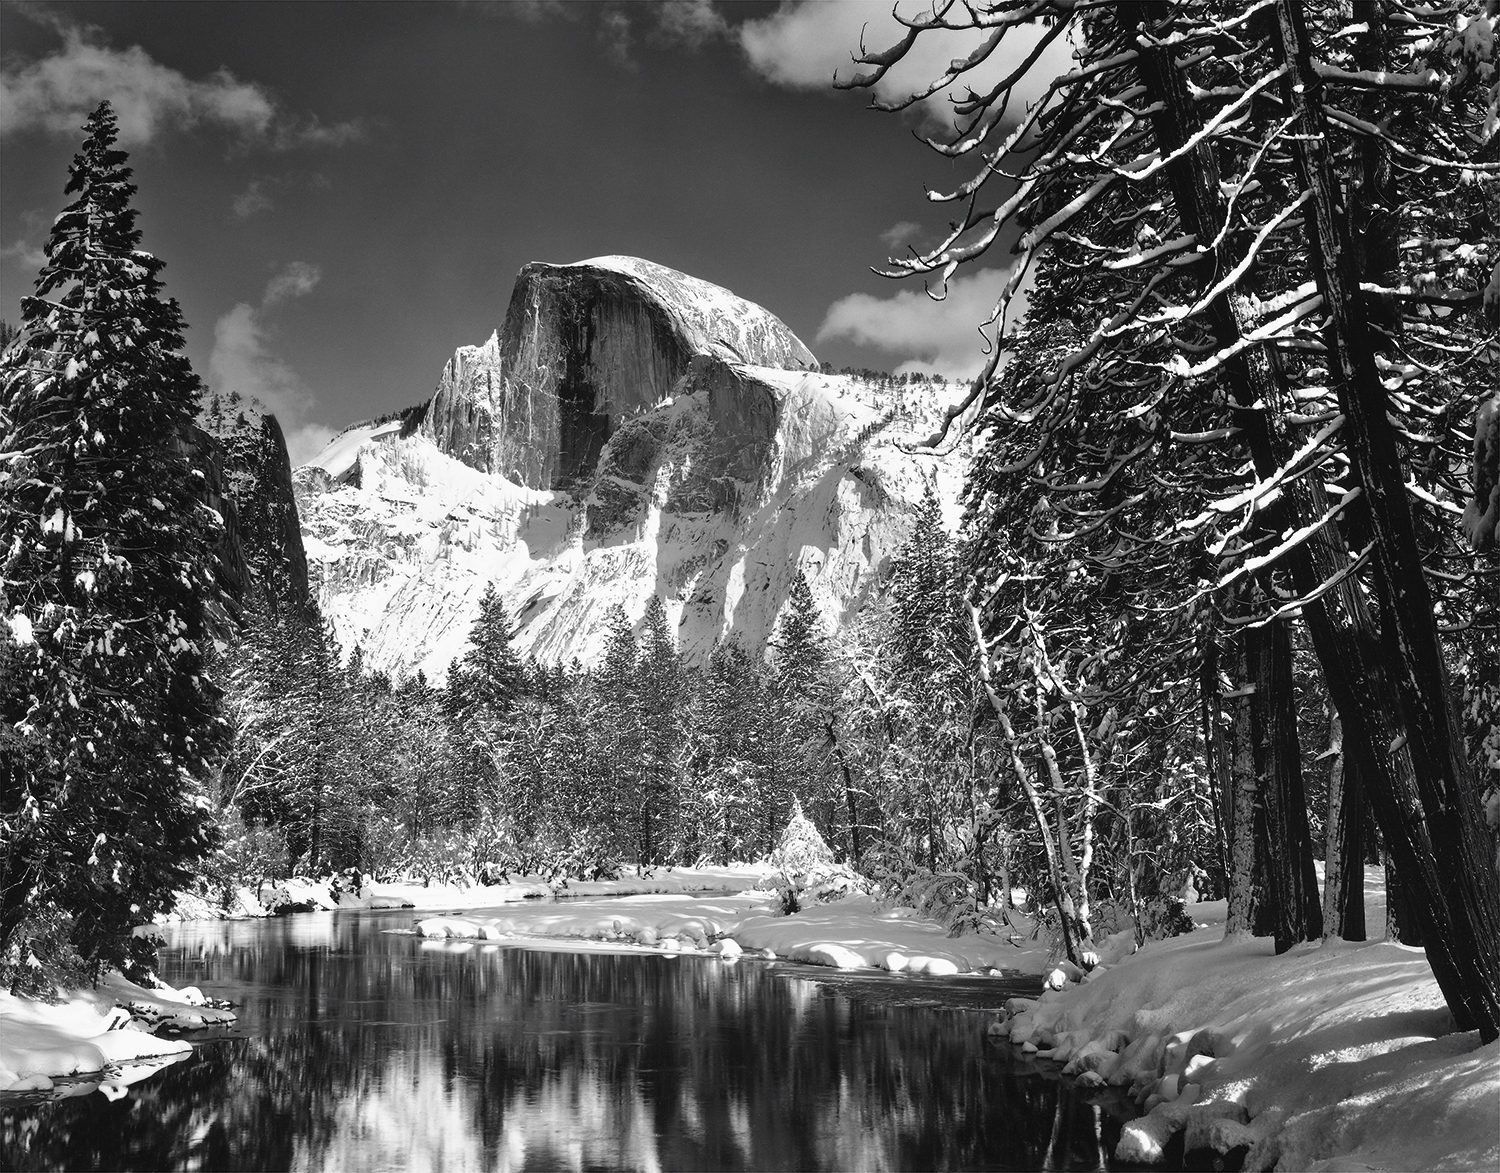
[[0, 905, 1135, 1171]]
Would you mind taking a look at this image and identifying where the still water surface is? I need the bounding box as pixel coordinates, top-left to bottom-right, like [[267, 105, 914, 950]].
[[1, 904, 1133, 1171]]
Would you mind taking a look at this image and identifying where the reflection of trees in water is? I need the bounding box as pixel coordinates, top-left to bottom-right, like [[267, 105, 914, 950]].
[[1, 919, 1125, 1171]]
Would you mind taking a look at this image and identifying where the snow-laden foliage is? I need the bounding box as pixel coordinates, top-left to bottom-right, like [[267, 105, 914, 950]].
[[762, 800, 867, 912], [839, 0, 1500, 1037], [1, 103, 224, 981]]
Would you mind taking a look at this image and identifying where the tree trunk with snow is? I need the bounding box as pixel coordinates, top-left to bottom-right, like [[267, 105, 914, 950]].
[[969, 602, 1086, 964], [1274, 0, 1500, 1041], [1198, 630, 1231, 901], [1225, 666, 1271, 938]]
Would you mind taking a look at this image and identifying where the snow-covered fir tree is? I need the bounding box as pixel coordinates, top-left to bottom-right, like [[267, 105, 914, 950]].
[[446, 581, 526, 726], [0, 102, 224, 977]]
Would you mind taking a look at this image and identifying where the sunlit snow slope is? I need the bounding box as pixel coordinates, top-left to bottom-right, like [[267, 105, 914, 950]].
[[295, 258, 965, 682]]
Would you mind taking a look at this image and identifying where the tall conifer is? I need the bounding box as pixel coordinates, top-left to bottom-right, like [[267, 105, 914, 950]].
[[0, 103, 223, 972]]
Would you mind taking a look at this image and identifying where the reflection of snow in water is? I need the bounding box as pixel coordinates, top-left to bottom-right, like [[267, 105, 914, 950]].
[[297, 1045, 669, 1173], [4, 908, 1115, 1172]]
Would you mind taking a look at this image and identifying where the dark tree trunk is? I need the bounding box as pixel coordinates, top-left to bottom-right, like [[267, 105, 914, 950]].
[[1274, 0, 1500, 1041], [1199, 627, 1231, 900], [827, 718, 863, 864], [1323, 718, 1368, 941], [1386, 850, 1426, 946], [1246, 620, 1324, 951], [1225, 652, 1270, 937], [1132, 7, 1500, 1040]]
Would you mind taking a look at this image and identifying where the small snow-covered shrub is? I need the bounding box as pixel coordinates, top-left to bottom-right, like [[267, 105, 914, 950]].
[[770, 800, 835, 875], [205, 808, 291, 901], [758, 801, 868, 911]]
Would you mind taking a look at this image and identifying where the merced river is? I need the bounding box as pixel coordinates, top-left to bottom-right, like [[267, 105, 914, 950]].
[[1, 901, 1140, 1171]]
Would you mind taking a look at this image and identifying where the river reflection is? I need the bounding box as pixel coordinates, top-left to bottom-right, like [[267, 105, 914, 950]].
[[1, 908, 1129, 1171]]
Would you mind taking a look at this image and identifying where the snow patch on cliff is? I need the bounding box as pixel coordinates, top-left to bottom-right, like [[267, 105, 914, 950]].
[[298, 369, 967, 681], [568, 256, 817, 370]]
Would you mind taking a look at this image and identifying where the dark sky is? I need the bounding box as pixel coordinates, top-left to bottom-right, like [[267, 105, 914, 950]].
[[1, 1, 1062, 460]]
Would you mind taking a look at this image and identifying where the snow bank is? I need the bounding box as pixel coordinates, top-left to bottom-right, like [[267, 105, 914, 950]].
[[415, 893, 774, 955], [995, 868, 1500, 1170], [548, 864, 771, 899], [157, 866, 768, 925], [0, 975, 234, 1096], [415, 888, 1048, 976], [728, 896, 1047, 975]]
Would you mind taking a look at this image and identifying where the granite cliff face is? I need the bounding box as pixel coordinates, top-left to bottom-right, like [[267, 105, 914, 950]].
[[419, 257, 817, 490], [297, 258, 961, 680], [199, 397, 316, 619]]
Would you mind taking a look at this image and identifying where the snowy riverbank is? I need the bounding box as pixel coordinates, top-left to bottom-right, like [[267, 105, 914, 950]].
[[415, 890, 1053, 976], [0, 975, 236, 1096], [152, 863, 773, 923], [998, 867, 1499, 1170]]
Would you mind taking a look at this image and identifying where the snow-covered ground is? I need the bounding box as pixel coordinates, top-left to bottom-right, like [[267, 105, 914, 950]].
[[0, 975, 235, 1096], [416, 889, 1049, 975], [1000, 866, 1499, 1170], [153, 864, 773, 922]]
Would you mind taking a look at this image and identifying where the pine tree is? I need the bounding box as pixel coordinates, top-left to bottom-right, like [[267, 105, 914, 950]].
[[590, 604, 643, 864], [0, 103, 224, 974], [636, 595, 683, 863], [448, 582, 526, 724], [444, 582, 527, 821], [682, 644, 768, 862], [768, 571, 837, 853]]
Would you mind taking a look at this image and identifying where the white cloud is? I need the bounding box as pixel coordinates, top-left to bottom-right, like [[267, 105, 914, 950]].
[[1, 236, 48, 275], [262, 261, 322, 307], [208, 263, 332, 464], [652, 0, 729, 47], [231, 178, 275, 219], [598, 10, 635, 69], [0, 22, 363, 148], [2, 208, 54, 282], [737, 1, 1073, 132], [880, 220, 924, 250], [817, 267, 1014, 379], [283, 423, 337, 466], [589, 2, 728, 69]]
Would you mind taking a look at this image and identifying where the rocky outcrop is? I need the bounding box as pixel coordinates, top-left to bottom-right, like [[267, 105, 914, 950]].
[[179, 425, 248, 614], [419, 257, 817, 490], [234, 414, 312, 613], [200, 398, 315, 618]]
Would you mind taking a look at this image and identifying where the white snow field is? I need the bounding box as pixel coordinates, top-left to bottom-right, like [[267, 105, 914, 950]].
[[0, 975, 235, 1095], [297, 369, 968, 682], [154, 864, 773, 922], [1001, 866, 1500, 1170]]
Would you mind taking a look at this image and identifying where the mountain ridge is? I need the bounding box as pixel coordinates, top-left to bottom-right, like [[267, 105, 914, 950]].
[[293, 256, 962, 681]]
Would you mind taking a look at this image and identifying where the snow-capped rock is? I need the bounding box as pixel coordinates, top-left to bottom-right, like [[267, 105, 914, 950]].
[[420, 256, 817, 490], [296, 256, 966, 679]]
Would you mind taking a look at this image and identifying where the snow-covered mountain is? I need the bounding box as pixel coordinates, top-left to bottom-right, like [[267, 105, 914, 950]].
[[294, 256, 964, 682]]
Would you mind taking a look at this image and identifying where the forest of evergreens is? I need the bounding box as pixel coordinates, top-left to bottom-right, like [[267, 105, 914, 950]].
[[2, 0, 1498, 1054]]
